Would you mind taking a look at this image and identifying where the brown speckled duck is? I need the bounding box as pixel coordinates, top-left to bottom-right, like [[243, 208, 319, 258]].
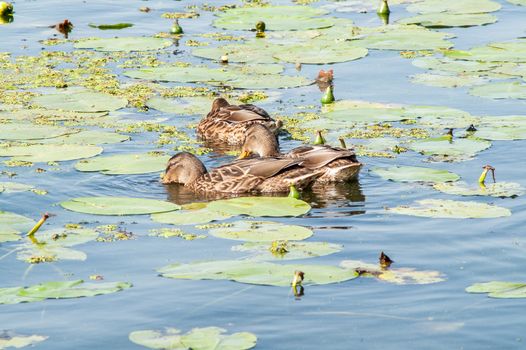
[[239, 124, 362, 184], [196, 97, 282, 145], [162, 152, 321, 193]]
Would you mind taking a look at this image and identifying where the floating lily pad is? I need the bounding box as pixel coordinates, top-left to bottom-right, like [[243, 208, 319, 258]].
[[387, 199, 511, 218], [159, 260, 358, 286], [409, 137, 491, 158], [466, 281, 526, 298], [0, 144, 103, 162], [0, 280, 131, 304], [75, 153, 170, 175], [0, 124, 77, 141], [207, 197, 311, 217], [0, 108, 109, 121], [129, 327, 257, 350], [88, 23, 134, 30], [508, 0, 526, 5], [273, 44, 368, 64], [209, 221, 313, 242], [410, 73, 487, 88], [124, 66, 237, 83], [146, 96, 212, 115], [412, 57, 497, 73], [340, 260, 445, 285], [469, 82, 526, 99], [433, 182, 524, 198], [151, 202, 233, 226], [323, 107, 406, 123], [372, 166, 460, 183], [214, 6, 332, 31], [0, 182, 34, 193], [74, 37, 172, 52], [31, 130, 130, 145], [0, 333, 48, 349], [32, 91, 128, 112], [399, 13, 497, 28], [233, 241, 342, 260], [193, 42, 280, 64], [0, 211, 35, 243], [445, 40, 526, 62], [60, 197, 180, 216], [473, 126, 526, 140], [407, 0, 501, 14], [209, 74, 312, 89]]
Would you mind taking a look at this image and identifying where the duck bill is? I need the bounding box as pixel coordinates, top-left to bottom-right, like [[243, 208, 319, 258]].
[[238, 151, 252, 159]]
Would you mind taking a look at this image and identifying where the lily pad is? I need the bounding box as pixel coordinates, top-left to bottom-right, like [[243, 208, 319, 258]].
[[433, 182, 524, 198], [193, 42, 280, 64], [0, 211, 35, 243], [159, 260, 358, 287], [124, 66, 237, 83], [445, 40, 526, 62], [0, 280, 131, 304], [508, 0, 526, 5], [146, 96, 212, 115], [0, 182, 34, 193], [0, 333, 47, 349], [214, 6, 332, 31], [407, 0, 501, 14], [410, 73, 487, 88], [273, 44, 368, 64], [0, 144, 103, 162], [0, 124, 77, 141], [60, 197, 180, 216], [209, 221, 313, 242], [469, 82, 526, 100], [129, 327, 257, 350], [372, 166, 460, 183], [387, 199, 511, 218], [74, 37, 172, 52], [340, 260, 445, 285], [207, 197, 311, 217], [409, 137, 491, 158], [473, 126, 526, 140], [412, 57, 497, 73], [75, 153, 170, 175], [31, 130, 130, 145], [151, 202, 233, 225], [399, 13, 497, 28], [209, 74, 313, 89], [233, 241, 342, 260], [466, 281, 526, 298], [88, 23, 134, 30], [32, 91, 128, 112]]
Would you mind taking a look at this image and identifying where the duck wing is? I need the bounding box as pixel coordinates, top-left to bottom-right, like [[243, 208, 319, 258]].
[[287, 145, 358, 169]]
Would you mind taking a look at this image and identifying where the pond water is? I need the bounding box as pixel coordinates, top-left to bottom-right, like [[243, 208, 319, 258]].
[[1, 0, 526, 349]]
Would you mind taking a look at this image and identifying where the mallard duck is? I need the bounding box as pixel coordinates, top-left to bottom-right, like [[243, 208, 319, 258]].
[[162, 152, 321, 193], [196, 98, 282, 146], [239, 124, 362, 184]]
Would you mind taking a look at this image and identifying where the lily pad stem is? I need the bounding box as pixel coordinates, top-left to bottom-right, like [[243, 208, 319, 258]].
[[27, 213, 50, 237]]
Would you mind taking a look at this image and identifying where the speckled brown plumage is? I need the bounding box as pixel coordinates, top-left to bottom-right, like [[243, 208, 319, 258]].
[[196, 98, 281, 146]]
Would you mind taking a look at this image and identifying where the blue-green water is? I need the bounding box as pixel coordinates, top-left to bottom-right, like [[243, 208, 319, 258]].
[[1, 0, 526, 349]]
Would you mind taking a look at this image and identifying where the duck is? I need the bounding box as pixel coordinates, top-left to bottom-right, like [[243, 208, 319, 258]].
[[239, 124, 362, 184], [196, 97, 282, 146], [161, 152, 322, 193]]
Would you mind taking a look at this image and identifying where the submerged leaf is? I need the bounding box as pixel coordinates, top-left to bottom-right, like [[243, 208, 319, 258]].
[[61, 197, 180, 215], [387, 199, 511, 218]]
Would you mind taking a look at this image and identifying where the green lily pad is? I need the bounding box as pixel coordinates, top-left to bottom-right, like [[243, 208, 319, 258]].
[[146, 96, 212, 115], [0, 333, 47, 349], [193, 42, 280, 64], [409, 137, 491, 158], [75, 153, 170, 175], [508, 0, 526, 5], [473, 126, 526, 140], [151, 202, 233, 225], [61, 197, 180, 216], [0, 108, 109, 121], [32, 91, 128, 112], [412, 57, 497, 73], [433, 182, 524, 198], [354, 25, 454, 51], [129, 327, 257, 350], [124, 66, 238, 83], [207, 197, 311, 217], [0, 124, 77, 141], [372, 166, 460, 183], [0, 211, 35, 243], [466, 281, 526, 298], [159, 260, 358, 287], [387, 199, 511, 218], [399, 13, 497, 28], [410, 73, 487, 88], [407, 0, 501, 14], [233, 241, 342, 260], [340, 260, 445, 285], [209, 221, 313, 242], [74, 37, 172, 52], [88, 23, 134, 30], [444, 40, 526, 62], [323, 107, 406, 123], [273, 43, 368, 64], [478, 115, 526, 128], [469, 82, 526, 100], [214, 6, 331, 31], [0, 280, 131, 304], [0, 182, 34, 193], [209, 74, 312, 89], [0, 144, 103, 162], [30, 130, 130, 145]]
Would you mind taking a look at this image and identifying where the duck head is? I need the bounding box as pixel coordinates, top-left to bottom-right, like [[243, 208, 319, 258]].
[[211, 97, 230, 113], [162, 152, 207, 184], [239, 124, 280, 159]]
